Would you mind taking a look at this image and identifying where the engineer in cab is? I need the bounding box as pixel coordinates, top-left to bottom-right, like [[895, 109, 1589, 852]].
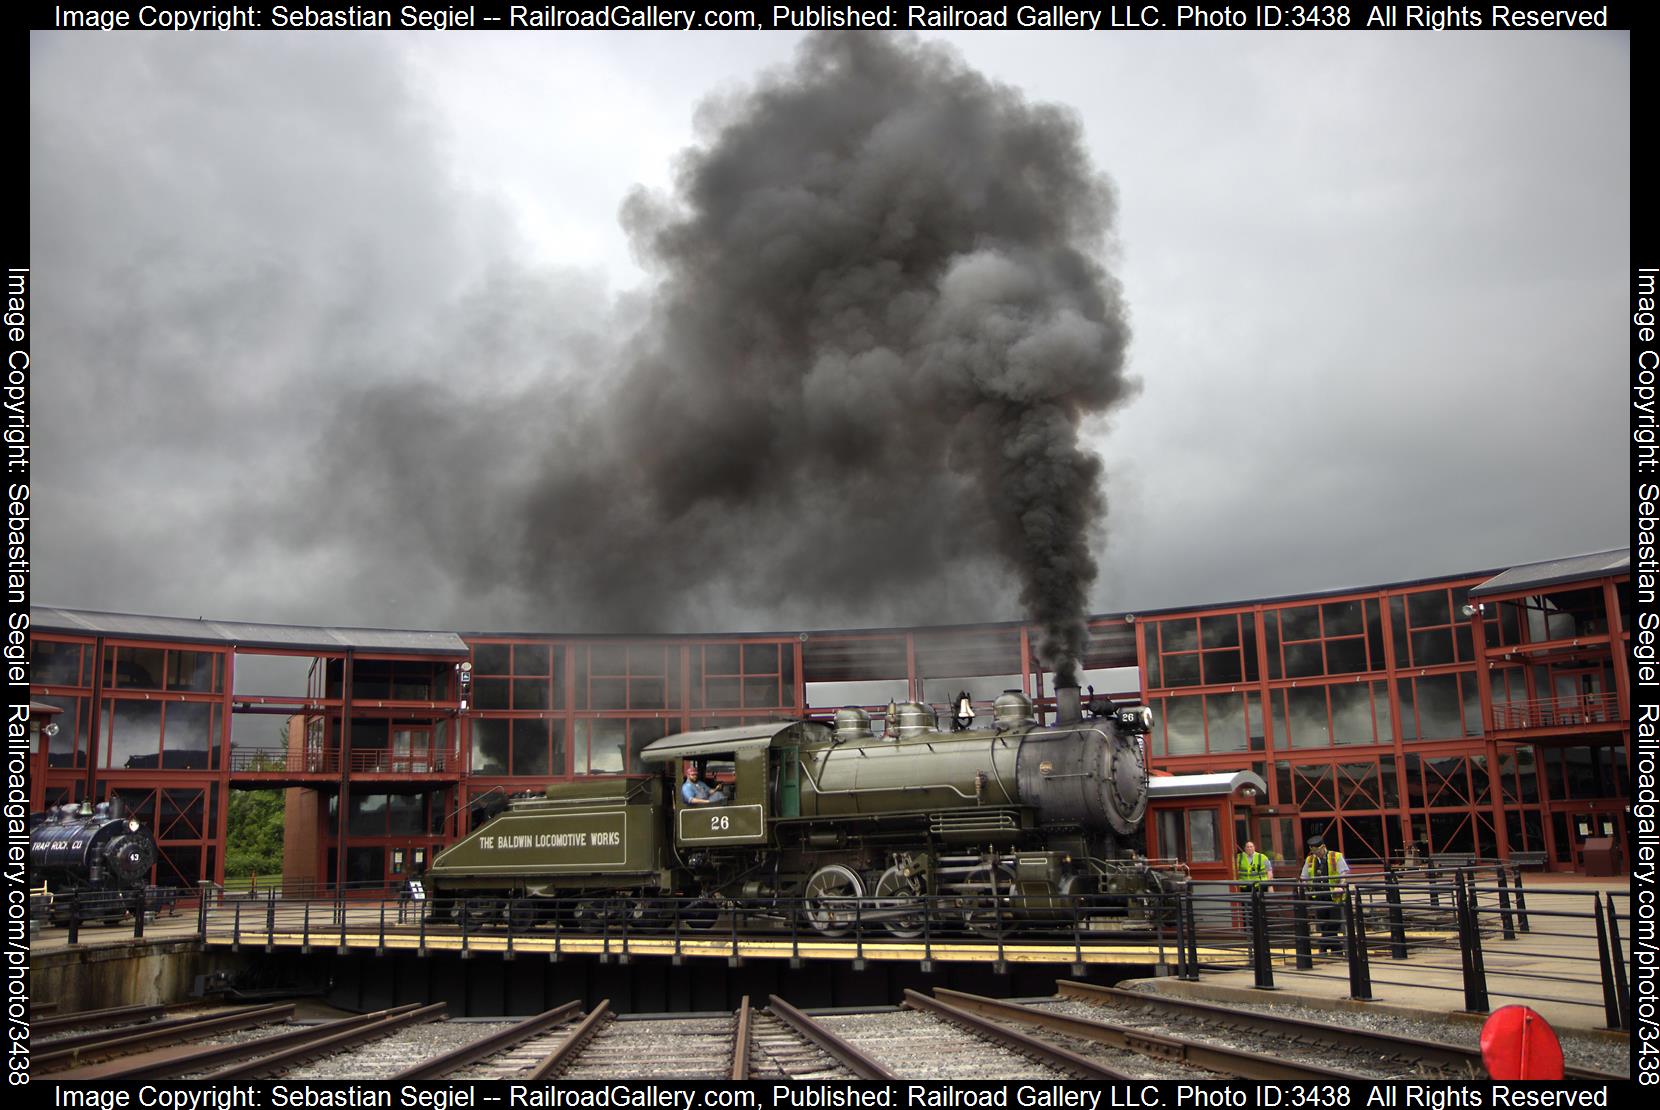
[[680, 763, 729, 806]]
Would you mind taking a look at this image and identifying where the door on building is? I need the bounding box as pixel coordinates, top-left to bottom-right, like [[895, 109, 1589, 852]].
[[1155, 805, 1225, 878], [389, 726, 435, 773]]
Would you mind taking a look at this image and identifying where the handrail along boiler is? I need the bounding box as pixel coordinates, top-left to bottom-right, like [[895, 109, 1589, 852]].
[[425, 683, 1166, 935]]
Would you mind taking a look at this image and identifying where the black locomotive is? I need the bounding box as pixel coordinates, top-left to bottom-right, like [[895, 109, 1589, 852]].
[[30, 799, 157, 923]]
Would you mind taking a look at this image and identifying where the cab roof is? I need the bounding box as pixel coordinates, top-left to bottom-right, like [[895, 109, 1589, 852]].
[[638, 720, 828, 762]]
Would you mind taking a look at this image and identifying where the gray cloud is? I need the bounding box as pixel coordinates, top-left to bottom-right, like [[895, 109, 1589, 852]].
[[30, 31, 1629, 643]]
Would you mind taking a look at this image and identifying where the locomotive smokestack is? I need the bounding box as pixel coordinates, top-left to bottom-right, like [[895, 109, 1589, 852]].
[[1056, 680, 1081, 726]]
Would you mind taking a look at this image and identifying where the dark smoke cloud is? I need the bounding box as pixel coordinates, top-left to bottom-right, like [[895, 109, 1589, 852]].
[[435, 33, 1131, 677], [36, 34, 1134, 674]]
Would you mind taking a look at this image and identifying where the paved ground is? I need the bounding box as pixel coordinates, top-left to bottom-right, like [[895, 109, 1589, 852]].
[[1160, 877, 1631, 1034]]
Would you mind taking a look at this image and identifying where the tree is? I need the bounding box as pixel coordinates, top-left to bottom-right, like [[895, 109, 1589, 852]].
[[226, 787, 285, 879]]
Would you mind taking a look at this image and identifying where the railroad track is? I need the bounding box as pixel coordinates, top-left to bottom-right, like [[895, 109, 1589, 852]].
[[392, 1002, 587, 1081], [540, 1006, 733, 1080], [809, 1002, 1090, 1080], [922, 988, 1358, 1081], [37, 1004, 297, 1075], [1054, 982, 1628, 1082], [741, 996, 893, 1079]]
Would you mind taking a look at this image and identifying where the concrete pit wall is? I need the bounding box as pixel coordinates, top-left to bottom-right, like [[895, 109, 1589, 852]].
[[34, 940, 247, 1013]]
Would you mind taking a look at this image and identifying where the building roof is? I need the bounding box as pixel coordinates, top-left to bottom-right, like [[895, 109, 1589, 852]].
[[1146, 770, 1268, 800], [31, 606, 470, 656], [1468, 548, 1630, 599]]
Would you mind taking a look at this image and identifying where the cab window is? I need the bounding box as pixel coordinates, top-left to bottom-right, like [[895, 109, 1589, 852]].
[[677, 756, 736, 806]]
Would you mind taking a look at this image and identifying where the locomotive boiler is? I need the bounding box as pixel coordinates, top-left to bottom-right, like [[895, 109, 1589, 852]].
[[426, 685, 1168, 935], [30, 799, 157, 921]]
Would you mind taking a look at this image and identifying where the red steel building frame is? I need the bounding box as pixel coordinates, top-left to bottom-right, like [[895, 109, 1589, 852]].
[[30, 552, 1630, 890]]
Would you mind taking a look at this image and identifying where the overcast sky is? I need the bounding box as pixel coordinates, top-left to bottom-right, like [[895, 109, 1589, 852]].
[[29, 29, 1630, 637]]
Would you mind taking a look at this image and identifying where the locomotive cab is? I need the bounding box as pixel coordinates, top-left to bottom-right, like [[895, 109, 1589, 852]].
[[640, 720, 830, 849]]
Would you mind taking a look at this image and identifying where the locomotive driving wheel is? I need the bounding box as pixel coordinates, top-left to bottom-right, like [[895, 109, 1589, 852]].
[[874, 866, 927, 939], [959, 864, 1018, 937], [803, 864, 865, 938]]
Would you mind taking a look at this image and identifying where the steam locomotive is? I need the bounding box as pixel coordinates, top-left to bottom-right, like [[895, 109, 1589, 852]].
[[30, 799, 158, 923], [426, 685, 1173, 935]]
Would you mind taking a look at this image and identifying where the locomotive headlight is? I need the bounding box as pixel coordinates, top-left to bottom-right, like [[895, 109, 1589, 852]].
[[128, 819, 141, 832]]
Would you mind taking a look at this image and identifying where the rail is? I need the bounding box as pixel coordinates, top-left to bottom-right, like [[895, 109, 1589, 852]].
[[186, 885, 1186, 969], [1183, 863, 1628, 1029], [46, 865, 1628, 1029], [1490, 692, 1620, 730], [227, 747, 339, 774]]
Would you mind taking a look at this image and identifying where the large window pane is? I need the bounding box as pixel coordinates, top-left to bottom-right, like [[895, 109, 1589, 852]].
[[110, 647, 166, 689], [1158, 620, 1198, 653], [1396, 678, 1418, 740], [705, 677, 742, 709], [590, 678, 628, 710], [1162, 654, 1201, 687], [388, 794, 424, 835], [346, 847, 385, 885], [473, 643, 511, 674], [512, 679, 550, 710], [627, 719, 670, 773], [1200, 615, 1239, 649], [743, 643, 780, 674], [471, 719, 509, 774], [349, 793, 387, 836], [1156, 811, 1185, 859], [577, 719, 627, 774], [1407, 590, 1451, 628], [1201, 650, 1242, 685], [474, 679, 509, 710], [1414, 674, 1463, 739], [107, 701, 163, 768], [1322, 601, 1363, 637], [512, 719, 550, 776], [515, 644, 551, 675], [163, 702, 214, 769], [1204, 693, 1247, 753], [1283, 643, 1323, 678], [1329, 684, 1375, 745], [1325, 639, 1367, 675], [1189, 809, 1220, 863], [630, 677, 666, 710], [36, 640, 86, 686], [1164, 696, 1204, 756], [743, 676, 781, 708], [1279, 606, 1319, 641], [1286, 687, 1330, 748], [168, 651, 219, 693], [1410, 629, 1454, 667], [1461, 676, 1483, 736], [703, 645, 740, 675]]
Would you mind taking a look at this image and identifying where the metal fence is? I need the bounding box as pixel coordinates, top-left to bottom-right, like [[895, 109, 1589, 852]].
[[1177, 864, 1629, 1029], [36, 864, 1630, 1029]]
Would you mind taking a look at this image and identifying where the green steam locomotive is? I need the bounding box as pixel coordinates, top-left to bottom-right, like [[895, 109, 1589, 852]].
[[425, 686, 1168, 935]]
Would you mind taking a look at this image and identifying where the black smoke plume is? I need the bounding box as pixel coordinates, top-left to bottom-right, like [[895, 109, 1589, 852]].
[[314, 34, 1134, 679]]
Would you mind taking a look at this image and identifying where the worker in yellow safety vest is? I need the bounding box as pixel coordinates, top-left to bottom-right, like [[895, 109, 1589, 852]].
[[1300, 836, 1350, 954], [1235, 841, 1273, 887]]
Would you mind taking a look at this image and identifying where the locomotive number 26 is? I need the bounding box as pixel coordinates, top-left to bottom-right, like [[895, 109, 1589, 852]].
[[711, 815, 730, 830]]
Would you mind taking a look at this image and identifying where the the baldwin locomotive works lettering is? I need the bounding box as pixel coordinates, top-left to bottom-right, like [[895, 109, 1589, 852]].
[[481, 831, 621, 850]]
